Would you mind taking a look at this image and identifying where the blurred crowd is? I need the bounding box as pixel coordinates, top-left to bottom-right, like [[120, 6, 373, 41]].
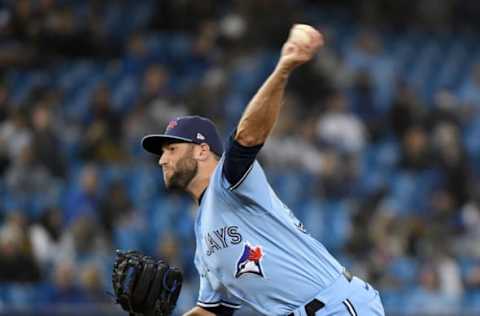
[[1, 0, 480, 315]]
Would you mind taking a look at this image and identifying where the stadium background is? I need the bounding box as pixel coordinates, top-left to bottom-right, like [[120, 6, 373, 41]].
[[1, 0, 480, 315]]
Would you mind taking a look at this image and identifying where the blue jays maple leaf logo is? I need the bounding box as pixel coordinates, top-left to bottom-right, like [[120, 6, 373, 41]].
[[235, 243, 264, 278]]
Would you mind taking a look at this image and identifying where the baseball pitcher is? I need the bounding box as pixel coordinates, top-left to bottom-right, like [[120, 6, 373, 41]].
[[113, 24, 385, 316]]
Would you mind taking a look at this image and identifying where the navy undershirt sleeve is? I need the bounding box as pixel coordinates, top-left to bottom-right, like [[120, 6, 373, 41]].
[[222, 130, 263, 187], [200, 305, 236, 316]]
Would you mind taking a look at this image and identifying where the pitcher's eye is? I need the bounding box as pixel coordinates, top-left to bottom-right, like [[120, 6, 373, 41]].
[[165, 145, 176, 152]]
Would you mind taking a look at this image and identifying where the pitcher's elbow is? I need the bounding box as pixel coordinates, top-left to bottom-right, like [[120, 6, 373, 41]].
[[235, 131, 266, 147]]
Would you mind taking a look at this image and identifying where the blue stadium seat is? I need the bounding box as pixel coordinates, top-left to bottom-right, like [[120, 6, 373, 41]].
[[464, 290, 480, 314], [321, 200, 351, 251], [113, 222, 147, 252], [270, 170, 314, 211], [111, 74, 140, 113], [127, 165, 162, 207], [380, 289, 406, 315], [387, 256, 419, 289], [8, 71, 35, 106], [300, 199, 351, 250], [4, 284, 39, 308], [301, 199, 325, 240], [464, 117, 480, 161]]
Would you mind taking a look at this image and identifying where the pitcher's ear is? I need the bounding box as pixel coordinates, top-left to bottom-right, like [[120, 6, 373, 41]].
[[195, 143, 211, 161]]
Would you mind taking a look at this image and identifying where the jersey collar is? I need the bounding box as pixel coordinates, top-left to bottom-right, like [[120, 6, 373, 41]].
[[198, 188, 206, 205]]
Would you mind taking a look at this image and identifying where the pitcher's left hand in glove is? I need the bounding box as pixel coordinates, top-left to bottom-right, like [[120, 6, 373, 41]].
[[112, 250, 183, 316]]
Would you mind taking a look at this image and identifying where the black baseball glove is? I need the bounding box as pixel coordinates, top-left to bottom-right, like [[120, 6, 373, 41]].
[[112, 250, 183, 316]]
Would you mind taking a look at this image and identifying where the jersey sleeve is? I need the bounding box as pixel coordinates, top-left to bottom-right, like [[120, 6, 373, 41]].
[[197, 273, 242, 313], [219, 137, 273, 209]]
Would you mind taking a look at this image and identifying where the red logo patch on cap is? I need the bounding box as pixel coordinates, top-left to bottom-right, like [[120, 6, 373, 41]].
[[167, 120, 178, 130]]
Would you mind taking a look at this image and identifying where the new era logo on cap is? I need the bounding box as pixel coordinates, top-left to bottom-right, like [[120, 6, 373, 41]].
[[141, 116, 224, 156]]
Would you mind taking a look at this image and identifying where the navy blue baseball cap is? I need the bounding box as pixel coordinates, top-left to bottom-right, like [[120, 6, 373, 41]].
[[142, 116, 224, 156]]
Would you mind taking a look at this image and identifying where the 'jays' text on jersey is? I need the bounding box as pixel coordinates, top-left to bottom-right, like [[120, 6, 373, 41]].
[[194, 156, 345, 315]]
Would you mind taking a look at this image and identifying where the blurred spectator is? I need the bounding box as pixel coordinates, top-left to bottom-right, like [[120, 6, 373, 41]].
[[113, 208, 148, 253], [64, 164, 100, 225], [349, 69, 379, 136], [431, 122, 469, 208], [459, 63, 480, 117], [46, 260, 87, 304], [465, 262, 480, 291], [389, 83, 426, 140], [312, 43, 350, 92], [415, 0, 455, 30], [29, 207, 64, 269], [368, 212, 418, 289], [156, 233, 182, 268], [123, 33, 149, 74], [184, 67, 226, 119], [0, 84, 9, 175], [315, 149, 357, 199], [405, 263, 461, 315], [64, 215, 108, 262], [150, 0, 217, 32], [0, 108, 31, 161], [347, 191, 384, 258], [315, 92, 367, 154], [458, 190, 480, 258], [0, 213, 40, 282], [141, 64, 172, 103], [239, 0, 295, 50], [344, 30, 395, 111], [288, 62, 332, 115], [429, 89, 461, 129], [79, 84, 124, 162], [436, 252, 464, 299], [123, 58, 195, 155], [5, 143, 54, 201], [0, 82, 9, 123], [98, 180, 133, 238], [79, 263, 109, 303], [31, 104, 66, 178], [399, 125, 432, 171], [131, 63, 187, 131], [260, 94, 324, 174], [428, 190, 458, 238]]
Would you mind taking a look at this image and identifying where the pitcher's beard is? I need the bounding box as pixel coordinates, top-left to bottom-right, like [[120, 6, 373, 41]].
[[165, 155, 198, 192]]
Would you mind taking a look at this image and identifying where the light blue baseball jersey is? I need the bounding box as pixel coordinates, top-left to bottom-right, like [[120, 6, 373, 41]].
[[193, 156, 345, 315]]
